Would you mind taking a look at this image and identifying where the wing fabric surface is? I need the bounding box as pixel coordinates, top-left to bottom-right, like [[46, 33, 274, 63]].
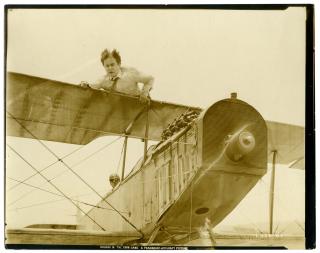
[[266, 121, 305, 169], [6, 72, 201, 145]]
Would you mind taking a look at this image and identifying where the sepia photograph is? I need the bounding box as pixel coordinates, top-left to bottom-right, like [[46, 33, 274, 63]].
[[4, 5, 313, 249]]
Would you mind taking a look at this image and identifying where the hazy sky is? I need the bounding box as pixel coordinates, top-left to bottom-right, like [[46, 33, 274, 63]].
[[6, 7, 306, 232], [7, 7, 305, 124]]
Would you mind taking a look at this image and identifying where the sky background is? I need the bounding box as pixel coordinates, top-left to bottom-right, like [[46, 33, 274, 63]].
[[5, 6, 306, 235]]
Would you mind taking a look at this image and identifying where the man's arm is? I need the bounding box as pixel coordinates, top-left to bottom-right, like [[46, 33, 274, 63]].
[[79, 77, 108, 90], [140, 75, 154, 97], [133, 69, 154, 97]]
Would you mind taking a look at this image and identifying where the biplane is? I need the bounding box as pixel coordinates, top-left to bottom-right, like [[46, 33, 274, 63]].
[[5, 72, 305, 247]]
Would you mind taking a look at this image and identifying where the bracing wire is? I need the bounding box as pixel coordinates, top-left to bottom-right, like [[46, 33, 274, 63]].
[[258, 174, 305, 233], [7, 144, 107, 231], [8, 183, 50, 207], [68, 136, 121, 169], [7, 115, 159, 141], [7, 112, 144, 236], [236, 206, 264, 234], [6, 108, 198, 236], [116, 138, 125, 175], [8, 176, 104, 199], [6, 112, 62, 159], [7, 177, 129, 214], [8, 158, 194, 206], [7, 145, 84, 192], [44, 136, 122, 184], [7, 136, 122, 207], [10, 197, 71, 211], [7, 177, 70, 198]]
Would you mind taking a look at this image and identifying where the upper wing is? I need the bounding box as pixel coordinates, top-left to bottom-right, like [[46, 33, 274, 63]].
[[6, 72, 201, 145], [6, 72, 305, 169], [266, 121, 305, 169]]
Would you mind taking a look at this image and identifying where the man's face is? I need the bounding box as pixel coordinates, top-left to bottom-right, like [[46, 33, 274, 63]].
[[103, 56, 121, 78]]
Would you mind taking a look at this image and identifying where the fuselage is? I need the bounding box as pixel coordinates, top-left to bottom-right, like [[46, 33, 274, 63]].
[[78, 97, 268, 242]]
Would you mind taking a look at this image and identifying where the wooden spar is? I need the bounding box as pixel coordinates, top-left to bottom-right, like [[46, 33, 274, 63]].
[[269, 150, 277, 234], [143, 106, 150, 162], [121, 136, 128, 181]]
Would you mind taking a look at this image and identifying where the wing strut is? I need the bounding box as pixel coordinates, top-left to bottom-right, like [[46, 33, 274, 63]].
[[269, 150, 277, 234], [121, 136, 128, 181], [120, 105, 149, 181], [143, 106, 150, 162]]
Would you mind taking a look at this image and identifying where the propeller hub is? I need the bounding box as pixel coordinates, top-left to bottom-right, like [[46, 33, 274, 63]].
[[225, 131, 256, 162], [238, 131, 256, 153]]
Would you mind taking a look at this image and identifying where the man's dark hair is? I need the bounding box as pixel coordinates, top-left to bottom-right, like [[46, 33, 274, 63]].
[[100, 49, 121, 65]]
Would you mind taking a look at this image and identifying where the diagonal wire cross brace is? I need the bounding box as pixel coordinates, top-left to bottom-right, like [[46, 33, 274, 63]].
[[6, 110, 144, 237], [7, 144, 107, 232]]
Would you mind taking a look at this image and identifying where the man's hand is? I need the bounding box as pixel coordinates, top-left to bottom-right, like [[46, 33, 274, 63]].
[[139, 93, 151, 105], [79, 81, 91, 88]]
